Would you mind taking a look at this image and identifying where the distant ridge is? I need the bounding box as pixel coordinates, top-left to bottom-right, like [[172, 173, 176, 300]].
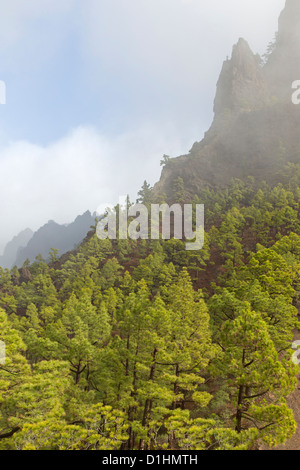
[[0, 228, 34, 269], [1, 211, 95, 268]]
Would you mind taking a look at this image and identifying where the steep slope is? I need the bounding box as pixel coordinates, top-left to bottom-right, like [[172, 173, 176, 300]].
[[153, 0, 300, 201]]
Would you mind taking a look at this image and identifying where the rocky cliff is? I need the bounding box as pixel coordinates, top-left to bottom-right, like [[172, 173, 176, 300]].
[[153, 0, 300, 200]]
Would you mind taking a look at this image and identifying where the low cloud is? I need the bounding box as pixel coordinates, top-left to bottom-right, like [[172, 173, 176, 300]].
[[0, 0, 286, 252], [0, 124, 193, 252]]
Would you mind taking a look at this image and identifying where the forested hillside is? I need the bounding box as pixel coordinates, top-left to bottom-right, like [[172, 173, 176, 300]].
[[1, 0, 300, 453], [1, 165, 300, 450]]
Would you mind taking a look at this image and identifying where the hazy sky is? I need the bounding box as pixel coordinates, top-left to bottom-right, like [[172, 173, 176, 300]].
[[0, 0, 285, 252]]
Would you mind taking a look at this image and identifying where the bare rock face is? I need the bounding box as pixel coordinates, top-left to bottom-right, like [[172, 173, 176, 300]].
[[264, 0, 300, 100], [153, 0, 300, 201], [214, 38, 268, 117]]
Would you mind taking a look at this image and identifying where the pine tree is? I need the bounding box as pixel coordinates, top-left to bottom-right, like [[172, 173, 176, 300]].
[[212, 308, 297, 446], [137, 181, 153, 205]]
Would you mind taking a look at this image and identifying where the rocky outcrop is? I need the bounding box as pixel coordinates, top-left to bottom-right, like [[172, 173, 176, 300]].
[[214, 38, 269, 117], [153, 0, 300, 201]]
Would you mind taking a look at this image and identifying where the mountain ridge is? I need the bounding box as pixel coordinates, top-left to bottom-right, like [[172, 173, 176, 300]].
[[0, 228, 34, 270], [0, 211, 96, 269]]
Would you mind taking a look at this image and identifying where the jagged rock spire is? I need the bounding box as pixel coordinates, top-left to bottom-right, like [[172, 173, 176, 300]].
[[153, 1, 300, 201], [213, 38, 268, 118]]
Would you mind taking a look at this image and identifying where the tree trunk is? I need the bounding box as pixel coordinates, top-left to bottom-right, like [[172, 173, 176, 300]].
[[139, 348, 158, 450], [236, 385, 244, 433]]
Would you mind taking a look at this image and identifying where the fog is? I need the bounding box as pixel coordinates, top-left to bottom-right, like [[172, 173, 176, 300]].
[[0, 0, 285, 252]]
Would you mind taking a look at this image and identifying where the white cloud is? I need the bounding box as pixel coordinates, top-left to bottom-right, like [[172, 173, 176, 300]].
[[0, 0, 288, 251], [0, 123, 193, 252]]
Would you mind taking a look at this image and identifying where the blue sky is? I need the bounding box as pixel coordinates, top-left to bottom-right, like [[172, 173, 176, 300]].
[[0, 0, 285, 251]]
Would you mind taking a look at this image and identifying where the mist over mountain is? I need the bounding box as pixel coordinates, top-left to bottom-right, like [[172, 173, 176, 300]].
[[0, 228, 33, 269], [13, 211, 95, 268], [2, 1, 298, 271], [153, 0, 300, 200], [3, 1, 300, 452], [264, 0, 300, 99]]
